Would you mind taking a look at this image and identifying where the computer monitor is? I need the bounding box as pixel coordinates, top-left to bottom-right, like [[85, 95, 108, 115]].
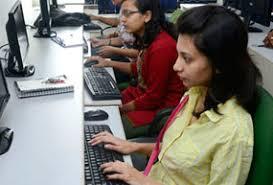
[[225, 0, 272, 32], [0, 61, 10, 122], [0, 60, 13, 156], [34, 0, 54, 37], [242, 0, 272, 32], [51, 0, 58, 8], [5, 0, 35, 77]]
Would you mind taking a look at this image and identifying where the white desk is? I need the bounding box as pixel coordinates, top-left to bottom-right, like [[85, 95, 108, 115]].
[[84, 106, 132, 165], [0, 27, 84, 185], [0, 13, 130, 185]]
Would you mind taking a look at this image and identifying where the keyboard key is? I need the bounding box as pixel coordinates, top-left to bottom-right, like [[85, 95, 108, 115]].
[[84, 124, 126, 185], [84, 67, 122, 100]]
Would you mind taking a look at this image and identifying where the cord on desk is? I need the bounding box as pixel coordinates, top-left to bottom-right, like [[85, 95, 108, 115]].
[[25, 24, 37, 29], [0, 44, 9, 63], [50, 30, 57, 38], [0, 44, 9, 50]]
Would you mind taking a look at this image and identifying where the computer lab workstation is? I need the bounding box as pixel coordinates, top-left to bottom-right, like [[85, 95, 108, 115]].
[[0, 0, 273, 185], [0, 0, 129, 185]]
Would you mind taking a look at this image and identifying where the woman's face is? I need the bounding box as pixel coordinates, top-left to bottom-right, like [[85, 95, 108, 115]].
[[173, 34, 213, 88], [119, 0, 151, 36]]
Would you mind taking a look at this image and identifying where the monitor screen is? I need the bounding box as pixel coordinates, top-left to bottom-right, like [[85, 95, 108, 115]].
[[0, 61, 10, 122], [242, 0, 272, 27], [225, 0, 272, 32], [14, 3, 29, 66], [51, 0, 58, 8], [34, 0, 53, 37], [5, 0, 35, 77]]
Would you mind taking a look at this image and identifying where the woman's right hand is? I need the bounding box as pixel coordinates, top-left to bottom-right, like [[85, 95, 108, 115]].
[[89, 131, 136, 154], [90, 38, 109, 48], [87, 56, 111, 68]]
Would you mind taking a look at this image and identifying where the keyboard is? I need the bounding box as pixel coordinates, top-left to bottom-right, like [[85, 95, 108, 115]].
[[84, 124, 125, 185], [179, 0, 217, 3], [91, 46, 100, 56], [84, 66, 122, 100]]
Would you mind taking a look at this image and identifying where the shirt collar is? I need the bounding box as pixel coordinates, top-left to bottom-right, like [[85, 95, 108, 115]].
[[203, 109, 223, 123]]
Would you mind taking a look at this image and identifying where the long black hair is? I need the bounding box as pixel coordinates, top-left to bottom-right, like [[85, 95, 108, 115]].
[[176, 5, 262, 115], [131, 0, 177, 49]]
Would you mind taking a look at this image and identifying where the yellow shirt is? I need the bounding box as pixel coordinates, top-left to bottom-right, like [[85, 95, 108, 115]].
[[149, 87, 253, 185]]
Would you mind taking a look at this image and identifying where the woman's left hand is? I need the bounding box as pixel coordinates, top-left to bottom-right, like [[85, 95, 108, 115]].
[[101, 161, 158, 185], [119, 101, 135, 113], [97, 46, 116, 57]]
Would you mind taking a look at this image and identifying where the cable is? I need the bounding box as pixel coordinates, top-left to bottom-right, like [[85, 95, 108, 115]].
[[0, 44, 9, 50], [25, 24, 37, 29], [50, 30, 57, 38], [0, 44, 9, 64]]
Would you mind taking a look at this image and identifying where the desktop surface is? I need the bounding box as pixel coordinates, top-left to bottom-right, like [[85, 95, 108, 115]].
[[0, 27, 84, 185]]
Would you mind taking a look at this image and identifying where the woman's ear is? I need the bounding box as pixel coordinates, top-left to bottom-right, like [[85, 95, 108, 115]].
[[143, 10, 152, 23]]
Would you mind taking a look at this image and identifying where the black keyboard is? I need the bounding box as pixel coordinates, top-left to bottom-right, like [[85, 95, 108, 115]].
[[179, 0, 217, 3], [91, 46, 100, 56], [84, 124, 125, 185], [84, 66, 122, 100]]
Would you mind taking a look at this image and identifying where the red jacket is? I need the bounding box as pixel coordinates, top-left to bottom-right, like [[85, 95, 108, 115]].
[[122, 31, 184, 126]]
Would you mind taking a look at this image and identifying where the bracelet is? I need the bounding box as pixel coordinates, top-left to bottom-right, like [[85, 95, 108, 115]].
[[108, 38, 111, 46]]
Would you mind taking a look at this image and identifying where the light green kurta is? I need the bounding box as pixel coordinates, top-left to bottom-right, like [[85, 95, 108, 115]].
[[149, 87, 253, 185]]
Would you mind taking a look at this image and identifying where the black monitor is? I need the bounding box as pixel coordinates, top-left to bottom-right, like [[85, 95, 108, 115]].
[[34, 0, 54, 37], [0, 58, 13, 156], [225, 0, 272, 32], [0, 61, 10, 122], [5, 0, 35, 77], [242, 0, 272, 32], [51, 0, 58, 8]]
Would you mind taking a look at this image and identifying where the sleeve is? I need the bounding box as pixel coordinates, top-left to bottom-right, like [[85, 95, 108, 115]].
[[131, 62, 138, 78], [207, 138, 253, 185], [134, 45, 177, 110]]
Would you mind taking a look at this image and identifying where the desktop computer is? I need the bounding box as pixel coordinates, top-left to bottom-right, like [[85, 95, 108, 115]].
[[34, 0, 55, 37], [5, 0, 35, 77], [0, 62, 10, 124], [0, 57, 13, 155], [51, 0, 58, 8], [225, 0, 272, 32]]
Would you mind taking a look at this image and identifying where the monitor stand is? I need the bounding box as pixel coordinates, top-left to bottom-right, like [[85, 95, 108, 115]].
[[245, 15, 263, 33], [4, 54, 35, 77], [0, 127, 13, 155], [248, 26, 263, 33]]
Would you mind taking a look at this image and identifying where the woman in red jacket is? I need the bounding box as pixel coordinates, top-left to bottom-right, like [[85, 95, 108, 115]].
[[88, 0, 184, 138]]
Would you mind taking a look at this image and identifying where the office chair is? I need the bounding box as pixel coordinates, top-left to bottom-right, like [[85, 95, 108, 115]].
[[146, 107, 174, 136], [127, 107, 174, 170], [245, 86, 273, 185]]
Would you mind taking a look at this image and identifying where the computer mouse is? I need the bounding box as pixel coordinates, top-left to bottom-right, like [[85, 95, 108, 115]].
[[84, 60, 98, 67], [84, 109, 109, 121], [83, 22, 102, 31], [0, 127, 14, 155]]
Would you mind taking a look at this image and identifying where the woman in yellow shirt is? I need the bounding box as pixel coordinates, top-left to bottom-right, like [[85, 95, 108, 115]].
[[90, 5, 262, 185]]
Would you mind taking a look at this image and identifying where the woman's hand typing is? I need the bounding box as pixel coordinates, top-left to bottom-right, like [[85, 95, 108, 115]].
[[89, 131, 137, 154], [100, 161, 161, 185], [87, 56, 111, 68]]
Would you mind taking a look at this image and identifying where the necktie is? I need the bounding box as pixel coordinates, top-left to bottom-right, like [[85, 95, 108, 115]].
[[143, 95, 189, 176]]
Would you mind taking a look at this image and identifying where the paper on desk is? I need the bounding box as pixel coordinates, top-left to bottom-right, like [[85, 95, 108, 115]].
[[51, 30, 85, 48]]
